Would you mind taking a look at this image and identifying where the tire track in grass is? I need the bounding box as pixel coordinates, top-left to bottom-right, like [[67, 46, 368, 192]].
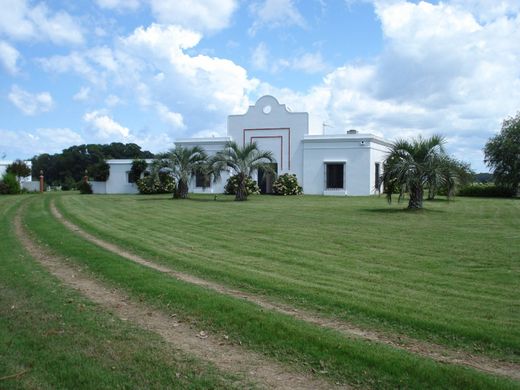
[[14, 205, 340, 390], [50, 200, 520, 381]]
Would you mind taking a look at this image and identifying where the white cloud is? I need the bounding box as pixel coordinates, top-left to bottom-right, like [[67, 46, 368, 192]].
[[73, 86, 91, 101], [149, 0, 238, 33], [105, 94, 121, 107], [0, 40, 20, 74], [156, 103, 185, 129], [83, 110, 130, 139], [8, 85, 54, 116], [36, 128, 84, 146], [96, 0, 140, 11], [251, 42, 327, 74], [251, 42, 269, 70], [0, 127, 83, 159], [291, 52, 328, 74], [249, 0, 306, 35], [262, 0, 520, 171], [0, 0, 83, 45]]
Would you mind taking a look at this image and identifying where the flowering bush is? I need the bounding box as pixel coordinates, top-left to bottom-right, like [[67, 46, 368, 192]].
[[273, 173, 303, 196], [224, 174, 260, 195], [137, 173, 175, 194]]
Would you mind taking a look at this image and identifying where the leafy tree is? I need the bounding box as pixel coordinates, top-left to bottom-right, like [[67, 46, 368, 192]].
[[6, 160, 31, 181], [382, 135, 446, 209], [484, 112, 520, 194], [31, 143, 154, 187], [155, 146, 208, 199], [211, 141, 275, 201]]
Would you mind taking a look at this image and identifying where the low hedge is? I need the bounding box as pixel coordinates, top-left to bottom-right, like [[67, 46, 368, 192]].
[[458, 183, 515, 198]]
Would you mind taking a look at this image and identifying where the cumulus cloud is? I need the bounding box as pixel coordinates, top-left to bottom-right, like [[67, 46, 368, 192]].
[[96, 0, 140, 11], [83, 110, 130, 139], [73, 86, 91, 101], [149, 0, 238, 33], [251, 42, 327, 74], [0, 40, 20, 74], [0, 127, 83, 159], [265, 0, 520, 171], [8, 85, 54, 115], [249, 0, 306, 35], [0, 0, 83, 45]]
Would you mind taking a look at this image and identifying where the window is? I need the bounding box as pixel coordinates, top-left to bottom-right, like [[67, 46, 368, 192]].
[[326, 163, 344, 189], [195, 172, 210, 188], [127, 171, 134, 184]]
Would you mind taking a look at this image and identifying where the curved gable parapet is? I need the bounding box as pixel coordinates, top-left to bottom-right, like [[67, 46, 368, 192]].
[[236, 95, 297, 117]]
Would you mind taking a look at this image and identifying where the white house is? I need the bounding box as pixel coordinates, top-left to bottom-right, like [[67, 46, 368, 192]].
[[97, 95, 390, 195]]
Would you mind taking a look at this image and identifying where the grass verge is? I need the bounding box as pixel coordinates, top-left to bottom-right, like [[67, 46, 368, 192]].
[[21, 194, 520, 389]]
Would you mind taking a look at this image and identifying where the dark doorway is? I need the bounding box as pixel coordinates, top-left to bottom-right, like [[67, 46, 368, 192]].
[[258, 163, 278, 194]]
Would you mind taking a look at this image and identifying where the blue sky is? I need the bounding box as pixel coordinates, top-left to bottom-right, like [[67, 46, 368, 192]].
[[1, 0, 519, 172]]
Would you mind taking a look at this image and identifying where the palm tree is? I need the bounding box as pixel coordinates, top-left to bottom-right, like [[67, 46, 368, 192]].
[[211, 141, 275, 201], [156, 145, 208, 199], [381, 135, 446, 209]]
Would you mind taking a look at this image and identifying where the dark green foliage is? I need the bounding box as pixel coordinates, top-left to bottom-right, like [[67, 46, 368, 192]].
[[78, 181, 93, 194], [129, 159, 148, 183], [0, 173, 21, 194], [6, 159, 31, 179], [137, 173, 175, 194], [475, 172, 493, 183], [31, 143, 154, 187], [484, 112, 520, 194], [458, 183, 515, 197], [89, 161, 110, 181], [224, 174, 260, 195], [273, 173, 303, 195], [61, 177, 77, 191]]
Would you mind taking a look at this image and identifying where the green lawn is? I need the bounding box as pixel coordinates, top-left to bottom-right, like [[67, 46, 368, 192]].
[[0, 195, 246, 389], [3, 193, 519, 389], [55, 193, 520, 362]]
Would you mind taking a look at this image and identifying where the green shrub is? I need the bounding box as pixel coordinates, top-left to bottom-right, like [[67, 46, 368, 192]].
[[458, 183, 515, 198], [0, 173, 21, 194], [89, 161, 110, 181], [224, 174, 260, 195], [78, 180, 93, 194], [273, 173, 303, 195], [130, 159, 148, 183], [137, 173, 175, 194]]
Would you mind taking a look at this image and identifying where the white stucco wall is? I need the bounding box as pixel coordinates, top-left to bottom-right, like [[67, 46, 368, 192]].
[[227, 95, 308, 183], [100, 159, 154, 194], [303, 135, 390, 195]]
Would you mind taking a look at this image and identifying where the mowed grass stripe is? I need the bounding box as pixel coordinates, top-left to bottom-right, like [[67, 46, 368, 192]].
[[23, 195, 520, 389], [57, 194, 520, 360], [0, 196, 243, 389]]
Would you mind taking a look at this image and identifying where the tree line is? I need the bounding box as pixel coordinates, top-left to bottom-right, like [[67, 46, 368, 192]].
[[31, 143, 154, 189]]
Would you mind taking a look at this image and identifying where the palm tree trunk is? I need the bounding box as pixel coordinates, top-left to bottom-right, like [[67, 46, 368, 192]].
[[174, 179, 189, 199], [408, 186, 423, 209], [235, 176, 248, 201]]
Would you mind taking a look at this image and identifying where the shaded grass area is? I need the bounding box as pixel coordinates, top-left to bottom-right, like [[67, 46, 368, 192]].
[[56, 193, 520, 361], [0, 196, 246, 389], [21, 194, 520, 389]]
